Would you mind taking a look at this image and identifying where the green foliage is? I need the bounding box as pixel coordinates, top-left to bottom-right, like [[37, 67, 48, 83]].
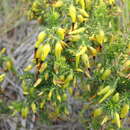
[[0, 0, 130, 129]]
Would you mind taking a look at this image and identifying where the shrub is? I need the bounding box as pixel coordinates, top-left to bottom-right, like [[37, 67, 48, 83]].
[[1, 0, 130, 129]]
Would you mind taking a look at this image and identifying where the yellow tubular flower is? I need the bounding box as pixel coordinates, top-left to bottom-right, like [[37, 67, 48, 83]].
[[88, 46, 97, 56], [93, 108, 103, 117], [60, 41, 68, 48], [32, 1, 39, 10], [75, 45, 87, 68], [101, 68, 111, 80], [114, 112, 121, 128], [97, 85, 110, 95], [101, 116, 109, 125], [81, 53, 90, 68], [40, 101, 45, 109], [39, 62, 48, 73], [55, 41, 63, 59], [41, 43, 51, 61], [79, 0, 85, 9], [34, 78, 42, 87], [57, 28, 65, 40], [57, 95, 61, 102], [37, 31, 46, 43], [77, 15, 84, 23], [24, 65, 33, 72], [69, 27, 85, 35], [96, 30, 105, 45], [5, 60, 13, 70], [79, 8, 89, 17], [69, 35, 81, 42], [112, 93, 119, 102], [35, 41, 41, 48], [120, 104, 129, 118], [35, 45, 44, 59], [99, 88, 115, 103], [78, 45, 87, 56], [52, 1, 63, 8], [69, 5, 76, 23]]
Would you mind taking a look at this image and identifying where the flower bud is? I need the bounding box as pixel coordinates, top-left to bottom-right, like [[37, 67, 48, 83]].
[[24, 65, 33, 72], [93, 108, 103, 117], [69, 27, 85, 35], [101, 69, 111, 80], [112, 93, 119, 102], [77, 15, 84, 22], [57, 95, 61, 102], [35, 45, 44, 59], [97, 85, 110, 95], [40, 101, 45, 109], [5, 60, 13, 71], [81, 53, 90, 68], [114, 112, 121, 128], [0, 48, 6, 55], [88, 46, 97, 56], [96, 30, 105, 45], [34, 78, 42, 87], [55, 41, 63, 59], [48, 88, 55, 100], [69, 5, 76, 23], [37, 31, 46, 43], [99, 88, 115, 103], [120, 104, 129, 118], [35, 41, 41, 48], [37, 31, 46, 42], [79, 0, 85, 9], [39, 62, 47, 73], [101, 116, 109, 125], [21, 107, 29, 119], [79, 8, 89, 17]]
